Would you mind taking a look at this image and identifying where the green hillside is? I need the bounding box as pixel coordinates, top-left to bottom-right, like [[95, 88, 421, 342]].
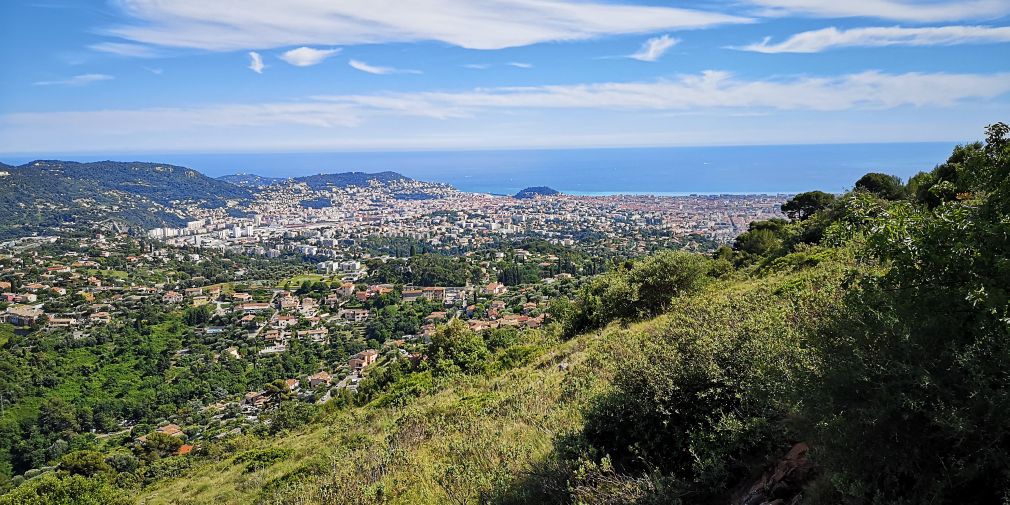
[[3, 123, 1010, 504], [0, 160, 250, 239]]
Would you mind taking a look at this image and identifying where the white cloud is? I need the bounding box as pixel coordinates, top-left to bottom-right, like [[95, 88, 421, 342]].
[[463, 63, 492, 70], [741, 25, 1010, 53], [33, 74, 114, 86], [6, 71, 1008, 153], [630, 34, 679, 61], [248, 51, 264, 73], [508, 62, 533, 68], [319, 71, 1010, 113], [89, 42, 160, 58], [743, 0, 1010, 22], [102, 0, 749, 51], [349, 59, 420, 75], [279, 47, 341, 66]]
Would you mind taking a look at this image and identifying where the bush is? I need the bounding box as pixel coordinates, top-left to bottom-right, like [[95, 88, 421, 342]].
[[805, 123, 1010, 504], [0, 473, 131, 505]]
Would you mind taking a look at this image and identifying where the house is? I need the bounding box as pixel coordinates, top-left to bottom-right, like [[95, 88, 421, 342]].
[[348, 349, 379, 372], [339, 308, 370, 323], [296, 328, 328, 343], [89, 312, 111, 324], [158, 424, 184, 437], [0, 281, 11, 290], [337, 283, 355, 297], [184, 287, 203, 297], [308, 371, 332, 387], [238, 302, 271, 313], [177, 444, 195, 456], [232, 292, 253, 302], [4, 305, 43, 326], [277, 294, 299, 310], [401, 289, 423, 303], [46, 315, 77, 328], [162, 291, 183, 303], [484, 283, 507, 296], [284, 378, 300, 391], [272, 314, 298, 328]]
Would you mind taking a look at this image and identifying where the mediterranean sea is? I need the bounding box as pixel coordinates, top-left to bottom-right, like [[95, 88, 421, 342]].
[[4, 142, 958, 195]]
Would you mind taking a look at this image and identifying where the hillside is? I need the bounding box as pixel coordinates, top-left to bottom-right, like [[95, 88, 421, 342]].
[[514, 186, 560, 199], [294, 171, 410, 190], [135, 257, 846, 504], [216, 173, 285, 188], [0, 161, 250, 238], [219, 171, 411, 190]]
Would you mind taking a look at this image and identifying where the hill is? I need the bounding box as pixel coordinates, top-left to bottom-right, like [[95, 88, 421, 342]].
[[216, 173, 285, 188], [219, 171, 411, 190], [0, 160, 250, 238], [514, 186, 560, 199], [294, 171, 410, 190]]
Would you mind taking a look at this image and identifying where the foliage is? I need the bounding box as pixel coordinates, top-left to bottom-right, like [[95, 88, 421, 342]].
[[854, 172, 906, 200], [805, 122, 1010, 504], [430, 319, 489, 375], [781, 191, 836, 221], [58, 451, 112, 477], [234, 448, 292, 473], [0, 473, 132, 505]]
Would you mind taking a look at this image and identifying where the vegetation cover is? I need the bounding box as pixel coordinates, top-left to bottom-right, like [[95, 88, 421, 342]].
[[2, 123, 1010, 504], [0, 161, 250, 239]]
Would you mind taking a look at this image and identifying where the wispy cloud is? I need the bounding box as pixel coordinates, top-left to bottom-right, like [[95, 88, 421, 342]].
[[349, 59, 420, 75], [102, 0, 749, 51], [279, 47, 341, 66], [743, 0, 1010, 22], [463, 63, 491, 70], [739, 25, 1010, 53], [630, 34, 679, 61], [144, 67, 164, 75], [248, 51, 264, 73], [319, 71, 1010, 113], [507, 62, 533, 68], [7, 71, 1008, 153], [33, 74, 114, 86], [89, 42, 160, 58]]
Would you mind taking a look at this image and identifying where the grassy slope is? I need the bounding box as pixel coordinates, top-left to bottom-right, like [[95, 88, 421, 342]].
[[138, 256, 848, 504]]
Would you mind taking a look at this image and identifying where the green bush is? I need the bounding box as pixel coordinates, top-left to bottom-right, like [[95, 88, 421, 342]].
[[0, 473, 131, 505], [805, 123, 1010, 504]]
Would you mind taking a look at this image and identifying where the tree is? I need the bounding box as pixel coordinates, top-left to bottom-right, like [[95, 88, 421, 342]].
[[38, 398, 79, 436], [58, 450, 112, 477], [854, 172, 906, 200], [629, 251, 709, 317], [781, 191, 835, 221], [430, 319, 488, 375]]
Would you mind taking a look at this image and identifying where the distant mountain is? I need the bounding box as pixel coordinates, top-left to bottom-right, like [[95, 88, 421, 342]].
[[294, 171, 410, 190], [0, 160, 250, 239], [219, 171, 411, 190], [514, 186, 560, 199], [217, 173, 286, 188]]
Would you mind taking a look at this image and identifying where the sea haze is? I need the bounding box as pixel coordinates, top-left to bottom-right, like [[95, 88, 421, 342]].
[[3, 142, 958, 195]]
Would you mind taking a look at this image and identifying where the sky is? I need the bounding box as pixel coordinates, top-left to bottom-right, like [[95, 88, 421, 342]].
[[1, 0, 1009, 156]]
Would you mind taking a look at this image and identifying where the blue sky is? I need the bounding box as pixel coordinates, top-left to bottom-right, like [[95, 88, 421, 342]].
[[1, 0, 1009, 155]]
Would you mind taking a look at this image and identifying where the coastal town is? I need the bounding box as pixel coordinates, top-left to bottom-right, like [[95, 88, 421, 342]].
[[149, 178, 786, 258], [0, 177, 787, 480]]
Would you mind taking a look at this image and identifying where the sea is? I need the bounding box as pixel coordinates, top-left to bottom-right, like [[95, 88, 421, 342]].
[[3, 142, 960, 196]]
